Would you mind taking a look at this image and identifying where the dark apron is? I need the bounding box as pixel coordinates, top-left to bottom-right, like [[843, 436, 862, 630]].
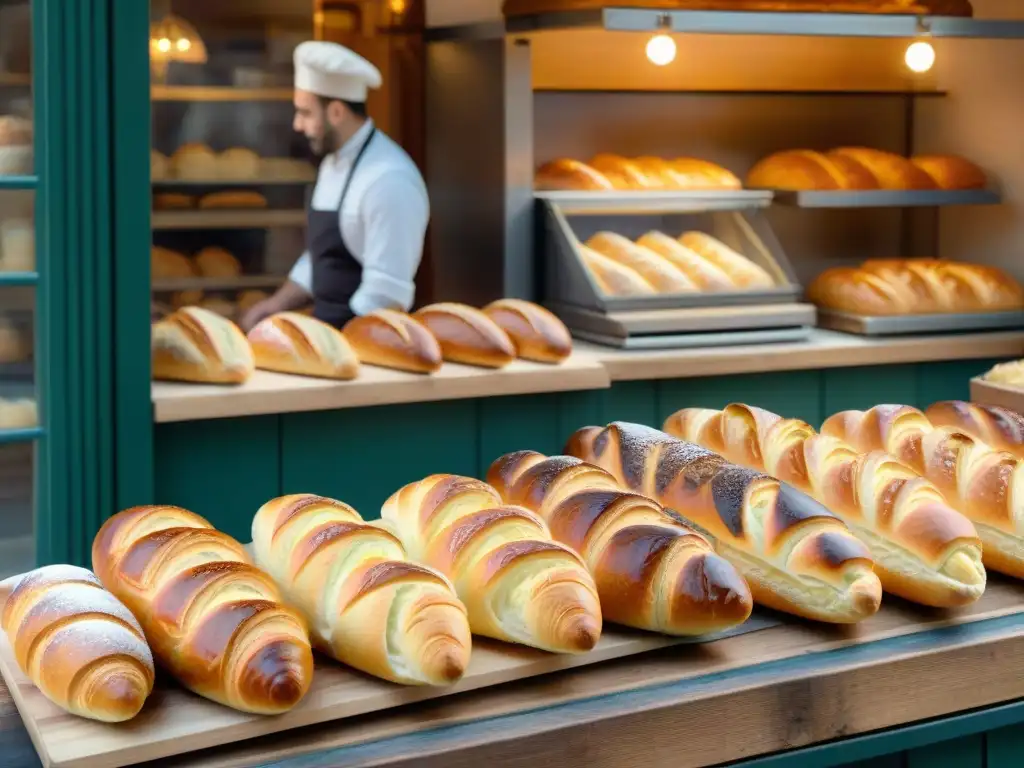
[[308, 127, 377, 328]]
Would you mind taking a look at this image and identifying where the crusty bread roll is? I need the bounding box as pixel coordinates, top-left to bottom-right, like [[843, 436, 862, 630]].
[[534, 159, 615, 191], [412, 303, 516, 369], [482, 299, 572, 364], [578, 245, 656, 297], [912, 155, 987, 190], [0, 318, 29, 364], [635, 231, 734, 291], [153, 193, 195, 210], [151, 150, 169, 181], [248, 312, 360, 380], [678, 231, 775, 289], [588, 154, 655, 189], [92, 506, 314, 714], [829, 147, 937, 190], [199, 190, 268, 209], [170, 143, 218, 180], [194, 246, 241, 278], [342, 309, 443, 373], [668, 157, 743, 190], [252, 494, 471, 686], [585, 232, 696, 293], [151, 246, 195, 281], [0, 397, 37, 429], [747, 149, 876, 191], [1, 565, 155, 722], [218, 147, 261, 180], [151, 306, 255, 384]]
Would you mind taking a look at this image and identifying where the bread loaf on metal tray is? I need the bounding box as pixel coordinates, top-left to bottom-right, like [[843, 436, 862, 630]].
[[486, 451, 754, 635], [822, 405, 1024, 579], [665, 404, 985, 607], [0, 565, 155, 722], [504, 1, 972, 18], [564, 421, 883, 623], [381, 474, 603, 652], [92, 505, 314, 714]]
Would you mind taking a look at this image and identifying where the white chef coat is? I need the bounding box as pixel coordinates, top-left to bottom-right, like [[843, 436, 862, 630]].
[[288, 119, 429, 316]]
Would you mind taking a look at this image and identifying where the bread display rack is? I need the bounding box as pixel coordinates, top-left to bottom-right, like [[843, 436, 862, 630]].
[[539, 191, 816, 348]]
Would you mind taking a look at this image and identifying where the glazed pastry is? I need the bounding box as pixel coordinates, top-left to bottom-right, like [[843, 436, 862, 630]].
[[565, 422, 883, 623], [92, 505, 314, 714], [482, 299, 572, 364], [252, 494, 471, 685], [381, 475, 603, 652], [925, 400, 1024, 458], [666, 404, 984, 607], [677, 232, 774, 289], [152, 306, 255, 384], [412, 303, 516, 368], [487, 451, 753, 635], [248, 312, 360, 380], [342, 309, 443, 374], [822, 405, 1024, 579], [578, 245, 657, 297], [585, 232, 696, 293], [1, 565, 155, 722]]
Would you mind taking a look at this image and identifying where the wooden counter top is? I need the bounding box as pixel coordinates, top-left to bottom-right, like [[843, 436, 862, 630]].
[[151, 330, 1024, 423], [3, 579, 1024, 768]]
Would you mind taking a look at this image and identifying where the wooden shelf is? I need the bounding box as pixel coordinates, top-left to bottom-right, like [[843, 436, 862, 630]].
[[0, 73, 30, 87], [153, 174, 316, 187], [151, 85, 293, 102], [151, 209, 305, 230], [152, 275, 284, 292]]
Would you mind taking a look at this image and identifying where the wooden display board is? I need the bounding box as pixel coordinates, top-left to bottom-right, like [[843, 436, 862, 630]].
[[970, 377, 1024, 413], [0, 604, 777, 768]]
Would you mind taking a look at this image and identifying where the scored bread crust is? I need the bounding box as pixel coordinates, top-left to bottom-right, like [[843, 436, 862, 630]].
[[911, 155, 988, 190], [412, 303, 516, 369], [828, 147, 937, 190], [635, 231, 735, 291], [482, 299, 573, 364], [342, 309, 443, 374], [152, 306, 255, 384], [677, 232, 775, 289], [534, 158, 615, 191], [249, 312, 360, 380]]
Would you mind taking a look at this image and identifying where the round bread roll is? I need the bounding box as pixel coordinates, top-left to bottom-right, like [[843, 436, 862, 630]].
[[151, 150, 169, 181], [483, 299, 572, 364], [152, 193, 195, 210], [194, 247, 241, 278], [171, 143, 218, 180], [218, 148, 261, 180], [151, 247, 195, 280], [0, 318, 28, 364]]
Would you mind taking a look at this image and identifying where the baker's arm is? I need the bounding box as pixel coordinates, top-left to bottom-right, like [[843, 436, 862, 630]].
[[237, 251, 314, 331], [348, 174, 430, 317]]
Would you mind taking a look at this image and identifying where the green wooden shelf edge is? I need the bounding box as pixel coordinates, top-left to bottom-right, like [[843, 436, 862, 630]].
[[0, 427, 43, 445], [0, 272, 39, 287], [0, 175, 38, 189]]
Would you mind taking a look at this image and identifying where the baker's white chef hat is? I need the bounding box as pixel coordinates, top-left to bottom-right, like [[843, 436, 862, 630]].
[[293, 41, 382, 103]]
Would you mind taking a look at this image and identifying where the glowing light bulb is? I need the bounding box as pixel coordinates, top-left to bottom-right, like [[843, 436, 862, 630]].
[[176, 38, 191, 52], [156, 37, 171, 53], [905, 41, 935, 73], [646, 34, 677, 67]]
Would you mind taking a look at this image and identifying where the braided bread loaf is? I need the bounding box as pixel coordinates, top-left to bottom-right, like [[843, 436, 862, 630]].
[[822, 405, 1024, 579], [486, 451, 753, 635], [1, 565, 155, 722], [381, 475, 602, 653], [564, 422, 882, 623], [665, 404, 984, 607], [925, 401, 1024, 459], [92, 505, 314, 714], [252, 494, 471, 686]]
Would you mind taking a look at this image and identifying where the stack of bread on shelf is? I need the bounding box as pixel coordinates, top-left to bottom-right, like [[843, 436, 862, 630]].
[[150, 299, 575, 385], [151, 144, 314, 182], [580, 230, 775, 296], [747, 147, 987, 191], [536, 154, 741, 191], [153, 190, 269, 211], [503, 2, 973, 17], [151, 246, 274, 321], [807, 258, 1024, 316]]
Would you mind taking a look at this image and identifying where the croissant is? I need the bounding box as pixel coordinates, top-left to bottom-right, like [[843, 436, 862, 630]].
[[822, 406, 1024, 579], [92, 505, 314, 714], [486, 452, 753, 635], [380, 475, 602, 652], [925, 400, 1024, 459], [252, 494, 471, 685], [665, 404, 985, 607], [564, 422, 882, 623], [1, 565, 155, 722]]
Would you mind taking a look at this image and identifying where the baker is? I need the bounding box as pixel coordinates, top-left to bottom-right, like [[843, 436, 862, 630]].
[[240, 41, 429, 330]]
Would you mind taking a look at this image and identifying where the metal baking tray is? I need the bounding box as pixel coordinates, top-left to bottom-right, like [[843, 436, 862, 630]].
[[769, 188, 1001, 208], [818, 309, 1024, 336], [548, 301, 816, 337], [541, 200, 801, 313], [535, 190, 773, 215], [571, 326, 812, 350]]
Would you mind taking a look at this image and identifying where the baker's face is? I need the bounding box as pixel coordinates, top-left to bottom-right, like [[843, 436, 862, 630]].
[[293, 90, 333, 156]]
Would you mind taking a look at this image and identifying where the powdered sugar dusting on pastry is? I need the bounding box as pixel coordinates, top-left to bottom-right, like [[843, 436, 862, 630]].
[[23, 581, 147, 638], [45, 618, 154, 669]]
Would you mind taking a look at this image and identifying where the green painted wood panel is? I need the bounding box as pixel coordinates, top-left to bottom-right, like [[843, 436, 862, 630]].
[[986, 724, 1024, 768], [657, 370, 824, 426], [603, 380, 660, 427], [822, 364, 918, 416], [916, 358, 1007, 409], [906, 733, 984, 768], [281, 400, 479, 520], [154, 417, 280, 542], [479, 393, 564, 472], [838, 756, 905, 768]]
